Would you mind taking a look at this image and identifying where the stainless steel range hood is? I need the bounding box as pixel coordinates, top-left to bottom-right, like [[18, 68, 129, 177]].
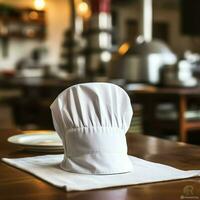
[[140, 0, 153, 42], [137, 0, 176, 57], [122, 0, 177, 84]]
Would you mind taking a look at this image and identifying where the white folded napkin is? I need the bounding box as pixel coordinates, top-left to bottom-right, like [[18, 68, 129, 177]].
[[2, 155, 200, 192]]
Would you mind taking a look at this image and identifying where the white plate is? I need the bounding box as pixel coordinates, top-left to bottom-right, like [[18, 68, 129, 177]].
[[8, 130, 64, 152]]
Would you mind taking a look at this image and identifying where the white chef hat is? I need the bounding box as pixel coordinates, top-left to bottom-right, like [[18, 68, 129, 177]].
[[50, 82, 133, 175]]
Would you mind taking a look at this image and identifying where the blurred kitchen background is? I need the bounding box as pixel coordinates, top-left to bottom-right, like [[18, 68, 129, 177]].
[[1, 0, 200, 144]]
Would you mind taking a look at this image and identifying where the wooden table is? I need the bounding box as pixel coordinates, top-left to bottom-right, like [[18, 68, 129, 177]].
[[0, 130, 200, 200], [128, 87, 200, 143]]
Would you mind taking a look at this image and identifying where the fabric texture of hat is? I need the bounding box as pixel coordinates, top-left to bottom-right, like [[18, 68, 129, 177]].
[[50, 82, 133, 175]]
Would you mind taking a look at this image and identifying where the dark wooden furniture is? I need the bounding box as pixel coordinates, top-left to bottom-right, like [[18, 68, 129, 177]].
[[128, 87, 200, 143], [0, 130, 200, 200], [1, 79, 200, 141], [0, 77, 85, 129]]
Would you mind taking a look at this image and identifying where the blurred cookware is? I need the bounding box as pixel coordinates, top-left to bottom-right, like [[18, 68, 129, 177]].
[[160, 60, 198, 87]]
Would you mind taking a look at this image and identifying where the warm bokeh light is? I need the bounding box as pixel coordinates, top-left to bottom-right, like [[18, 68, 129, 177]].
[[77, 1, 91, 19], [34, 0, 46, 11], [118, 42, 130, 55], [29, 11, 39, 20]]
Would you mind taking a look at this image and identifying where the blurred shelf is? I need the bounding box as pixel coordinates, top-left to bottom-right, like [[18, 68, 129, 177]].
[[0, 5, 46, 40], [129, 86, 200, 143]]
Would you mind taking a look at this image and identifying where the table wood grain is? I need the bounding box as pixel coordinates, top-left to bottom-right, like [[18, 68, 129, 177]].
[[0, 130, 200, 200]]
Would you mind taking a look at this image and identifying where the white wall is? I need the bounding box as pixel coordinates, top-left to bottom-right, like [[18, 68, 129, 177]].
[[0, 0, 70, 70]]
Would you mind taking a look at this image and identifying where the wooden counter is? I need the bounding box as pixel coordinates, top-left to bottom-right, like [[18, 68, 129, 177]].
[[0, 130, 200, 200], [128, 86, 200, 142]]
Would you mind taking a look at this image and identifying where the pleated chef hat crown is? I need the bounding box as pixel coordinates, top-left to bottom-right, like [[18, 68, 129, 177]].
[[50, 82, 133, 174]]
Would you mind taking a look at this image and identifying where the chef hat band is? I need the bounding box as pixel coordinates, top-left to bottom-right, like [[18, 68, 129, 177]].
[[50, 82, 133, 174]]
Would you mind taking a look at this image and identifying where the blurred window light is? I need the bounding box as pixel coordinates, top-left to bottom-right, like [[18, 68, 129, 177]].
[[101, 51, 111, 62], [99, 32, 111, 48], [99, 13, 112, 29], [34, 0, 46, 11]]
